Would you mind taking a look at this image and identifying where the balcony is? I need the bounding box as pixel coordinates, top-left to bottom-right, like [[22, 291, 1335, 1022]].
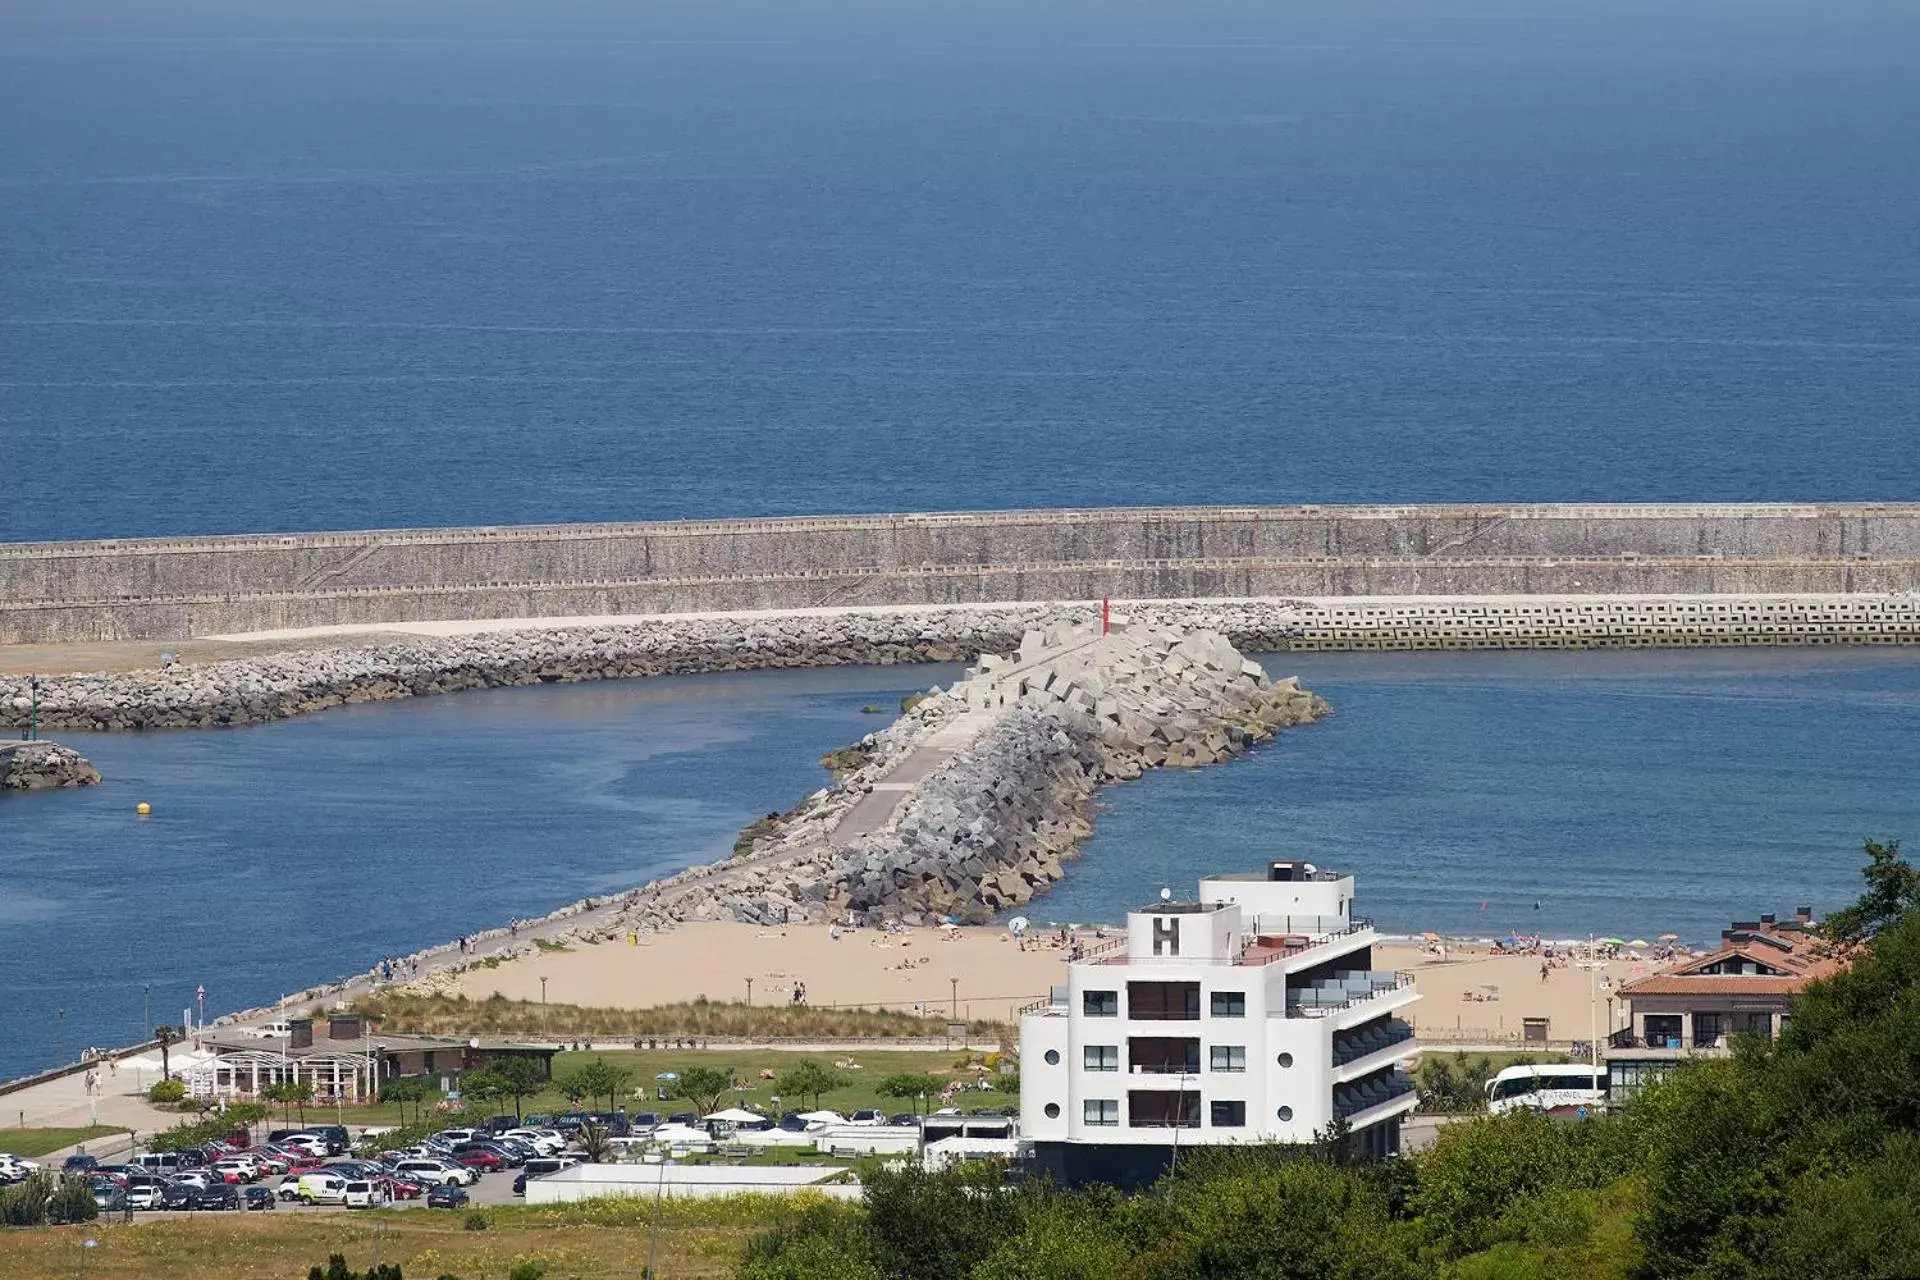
[[1127, 1091, 1202, 1129], [1334, 1069, 1417, 1121], [1285, 971, 1416, 1018], [1236, 918, 1375, 966], [1128, 981, 1201, 1021], [1332, 1017, 1414, 1067], [1605, 1028, 1732, 1059], [1128, 1037, 1201, 1076]]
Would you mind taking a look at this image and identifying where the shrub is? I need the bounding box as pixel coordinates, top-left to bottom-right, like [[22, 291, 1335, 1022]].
[[463, 1210, 489, 1231], [148, 1078, 187, 1104]]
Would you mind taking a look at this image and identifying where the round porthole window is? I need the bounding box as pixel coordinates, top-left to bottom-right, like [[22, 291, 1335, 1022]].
[[1044, 1103, 1061, 1119], [1277, 1052, 1294, 1068], [1277, 1106, 1294, 1122], [1044, 1049, 1060, 1066]]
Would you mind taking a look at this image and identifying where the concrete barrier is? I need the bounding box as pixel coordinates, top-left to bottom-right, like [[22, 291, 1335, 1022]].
[[6, 504, 1919, 645]]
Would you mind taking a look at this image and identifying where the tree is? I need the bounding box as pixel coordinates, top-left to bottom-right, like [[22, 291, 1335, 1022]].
[[462, 1071, 510, 1118], [381, 1076, 429, 1126], [577, 1120, 614, 1164], [877, 1074, 934, 1115], [556, 1059, 633, 1113], [778, 1059, 848, 1111], [488, 1055, 550, 1121], [1818, 838, 1917, 945], [154, 1025, 178, 1082], [675, 1066, 735, 1116]]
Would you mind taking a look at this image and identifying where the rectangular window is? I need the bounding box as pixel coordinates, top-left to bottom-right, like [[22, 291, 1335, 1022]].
[[1083, 1045, 1119, 1072], [1209, 1045, 1246, 1073], [1210, 1100, 1247, 1127], [1083, 990, 1119, 1017], [1083, 1099, 1119, 1127], [1210, 991, 1247, 1018]]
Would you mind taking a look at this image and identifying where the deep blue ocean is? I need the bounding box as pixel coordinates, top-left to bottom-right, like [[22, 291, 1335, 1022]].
[[3, 0, 1919, 539], [4, 1, 1920, 1080]]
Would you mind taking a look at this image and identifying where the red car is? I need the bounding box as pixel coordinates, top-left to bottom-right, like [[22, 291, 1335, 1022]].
[[282, 1157, 328, 1176], [455, 1149, 505, 1172], [379, 1174, 424, 1201]]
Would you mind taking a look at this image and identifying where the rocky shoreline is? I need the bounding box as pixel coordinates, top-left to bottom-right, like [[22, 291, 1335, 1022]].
[[0, 741, 102, 790], [0, 601, 1306, 732]]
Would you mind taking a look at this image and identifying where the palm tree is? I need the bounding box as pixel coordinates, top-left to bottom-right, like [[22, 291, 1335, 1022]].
[[154, 1026, 178, 1082]]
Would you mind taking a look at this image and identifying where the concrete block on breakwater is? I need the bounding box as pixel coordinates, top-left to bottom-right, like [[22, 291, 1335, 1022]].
[[577, 617, 1327, 931], [0, 602, 1308, 732]]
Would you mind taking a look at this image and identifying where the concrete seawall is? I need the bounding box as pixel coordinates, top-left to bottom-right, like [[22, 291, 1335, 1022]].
[[7, 503, 1920, 645]]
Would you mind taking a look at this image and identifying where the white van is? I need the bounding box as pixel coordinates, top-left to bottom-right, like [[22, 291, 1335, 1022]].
[[132, 1152, 185, 1175], [294, 1173, 351, 1205], [343, 1179, 391, 1208]]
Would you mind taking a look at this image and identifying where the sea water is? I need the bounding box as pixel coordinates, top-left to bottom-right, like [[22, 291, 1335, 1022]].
[[4, 0, 1919, 539]]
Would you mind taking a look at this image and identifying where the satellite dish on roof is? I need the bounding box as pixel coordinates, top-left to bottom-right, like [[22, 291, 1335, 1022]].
[[1159, 888, 1172, 902]]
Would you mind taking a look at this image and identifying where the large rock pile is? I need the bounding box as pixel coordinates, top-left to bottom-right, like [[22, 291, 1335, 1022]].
[[587, 619, 1327, 932], [0, 601, 1307, 732], [0, 741, 102, 790]]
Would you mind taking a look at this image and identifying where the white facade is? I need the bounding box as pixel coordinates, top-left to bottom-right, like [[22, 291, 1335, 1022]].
[[1021, 862, 1418, 1169]]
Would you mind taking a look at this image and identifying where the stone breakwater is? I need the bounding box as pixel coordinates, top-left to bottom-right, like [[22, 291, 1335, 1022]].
[[0, 741, 101, 790], [0, 602, 1306, 731], [568, 619, 1327, 934]]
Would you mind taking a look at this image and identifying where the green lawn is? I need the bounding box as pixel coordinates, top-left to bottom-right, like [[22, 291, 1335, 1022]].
[[0, 1125, 129, 1157], [249, 1045, 1012, 1133]]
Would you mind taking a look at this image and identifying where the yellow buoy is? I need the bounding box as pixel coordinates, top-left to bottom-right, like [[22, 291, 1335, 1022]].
[[136, 802, 151, 816]]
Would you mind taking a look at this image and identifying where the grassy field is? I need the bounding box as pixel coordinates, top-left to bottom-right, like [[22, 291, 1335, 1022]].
[[230, 1046, 1011, 1134], [0, 1126, 129, 1158], [353, 992, 1007, 1041], [0, 1196, 801, 1279]]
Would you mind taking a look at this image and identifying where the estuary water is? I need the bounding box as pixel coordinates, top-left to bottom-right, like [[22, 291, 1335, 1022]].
[[5, 649, 1919, 1081]]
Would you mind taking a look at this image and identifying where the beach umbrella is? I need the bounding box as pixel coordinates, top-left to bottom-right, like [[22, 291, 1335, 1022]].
[[1422, 931, 1439, 941], [704, 1108, 765, 1124], [1657, 933, 1680, 941], [1008, 917, 1031, 936], [1627, 939, 1650, 949], [1600, 937, 1626, 946]]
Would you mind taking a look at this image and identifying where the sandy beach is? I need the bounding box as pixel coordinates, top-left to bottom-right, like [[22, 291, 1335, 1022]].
[[443, 922, 1655, 1048]]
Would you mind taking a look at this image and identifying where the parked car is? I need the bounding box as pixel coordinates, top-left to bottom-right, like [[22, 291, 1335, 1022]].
[[888, 1114, 919, 1127], [211, 1158, 257, 1183], [193, 1184, 241, 1211], [292, 1173, 351, 1205], [425, 1184, 469, 1209], [394, 1158, 472, 1187], [453, 1146, 507, 1172], [93, 1187, 128, 1213], [243, 1186, 277, 1211], [342, 1179, 391, 1209], [63, 1153, 100, 1174], [519, 1157, 578, 1178], [848, 1110, 885, 1127], [380, 1174, 424, 1201], [125, 1183, 164, 1211], [160, 1182, 199, 1211], [275, 1135, 329, 1158], [282, 1156, 329, 1176]]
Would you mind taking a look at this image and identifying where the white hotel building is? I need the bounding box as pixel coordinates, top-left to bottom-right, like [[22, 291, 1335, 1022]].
[[1020, 861, 1419, 1186]]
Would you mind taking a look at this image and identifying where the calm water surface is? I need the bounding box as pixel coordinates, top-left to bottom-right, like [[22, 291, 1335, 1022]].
[[4, 0, 1918, 539]]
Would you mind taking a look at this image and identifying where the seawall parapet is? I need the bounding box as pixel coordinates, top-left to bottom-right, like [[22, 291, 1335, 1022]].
[[8, 503, 1920, 645], [0, 741, 101, 790]]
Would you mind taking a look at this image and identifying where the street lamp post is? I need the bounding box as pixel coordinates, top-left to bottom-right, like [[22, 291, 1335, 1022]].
[[539, 976, 548, 1038], [142, 984, 151, 1043], [57, 1007, 67, 1066], [745, 977, 752, 1007], [26, 676, 38, 742], [950, 977, 958, 1022]]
